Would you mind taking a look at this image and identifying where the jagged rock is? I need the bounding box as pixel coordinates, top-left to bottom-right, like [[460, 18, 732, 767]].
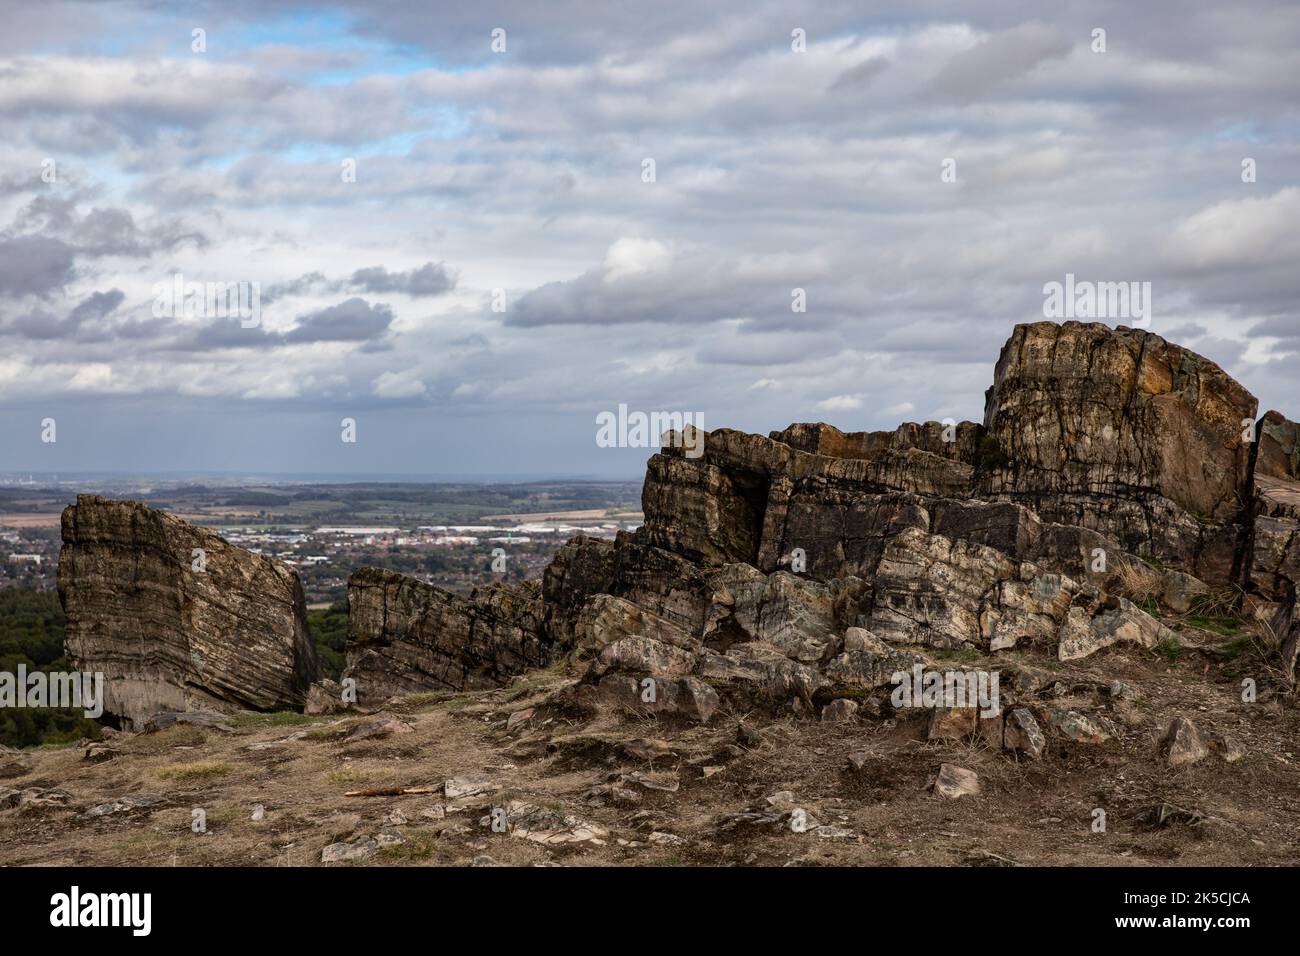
[[1057, 596, 1174, 661], [571, 594, 696, 656], [587, 636, 697, 680], [506, 707, 536, 732], [771, 420, 982, 465], [695, 642, 828, 703], [703, 564, 847, 662], [982, 568, 1076, 651], [584, 674, 720, 722], [869, 528, 1015, 648], [1003, 708, 1046, 758], [344, 567, 547, 705], [1046, 709, 1111, 744], [306, 679, 350, 716], [343, 718, 413, 743], [58, 495, 319, 727], [931, 763, 980, 798], [82, 744, 117, 763], [245, 322, 1296, 731], [1257, 410, 1300, 481], [842, 626, 876, 651], [1273, 585, 1300, 682], [824, 634, 928, 691], [1161, 570, 1210, 614], [982, 321, 1257, 524], [1160, 716, 1209, 767]]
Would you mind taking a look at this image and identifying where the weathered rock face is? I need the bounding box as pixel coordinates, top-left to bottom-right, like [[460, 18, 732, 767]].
[[58, 495, 319, 727], [343, 568, 547, 706], [335, 320, 1296, 715], [982, 321, 1257, 522]]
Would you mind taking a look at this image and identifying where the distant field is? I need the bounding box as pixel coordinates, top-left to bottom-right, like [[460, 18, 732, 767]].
[[0, 513, 62, 528], [480, 509, 644, 522]]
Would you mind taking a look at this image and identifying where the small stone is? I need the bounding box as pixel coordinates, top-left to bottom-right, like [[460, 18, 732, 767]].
[[82, 744, 117, 763], [1048, 709, 1111, 744], [622, 738, 674, 761], [765, 790, 797, 811], [420, 805, 446, 820], [820, 698, 860, 723], [506, 707, 535, 732], [1003, 708, 1045, 759], [321, 836, 379, 863], [1108, 680, 1138, 702], [250, 804, 266, 822], [444, 776, 497, 800], [1160, 716, 1209, 767], [812, 825, 854, 839], [385, 810, 408, 826], [842, 627, 878, 652], [931, 764, 980, 799]]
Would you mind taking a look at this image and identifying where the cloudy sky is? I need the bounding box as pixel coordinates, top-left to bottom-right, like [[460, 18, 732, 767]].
[[2, 1, 1298, 478]]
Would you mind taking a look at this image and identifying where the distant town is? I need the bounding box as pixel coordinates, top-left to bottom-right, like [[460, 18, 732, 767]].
[[0, 476, 643, 603]]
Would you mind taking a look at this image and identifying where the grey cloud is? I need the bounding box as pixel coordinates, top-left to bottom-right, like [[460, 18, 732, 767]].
[[926, 22, 1072, 102], [0, 236, 76, 297], [285, 297, 394, 343], [265, 263, 454, 303], [829, 56, 890, 92], [349, 262, 455, 296]]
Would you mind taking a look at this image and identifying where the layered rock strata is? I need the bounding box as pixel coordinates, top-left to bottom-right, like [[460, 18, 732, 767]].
[[58, 495, 319, 727]]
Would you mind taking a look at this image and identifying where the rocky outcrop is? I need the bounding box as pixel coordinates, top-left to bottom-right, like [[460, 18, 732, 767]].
[[58, 495, 319, 727], [323, 322, 1297, 713]]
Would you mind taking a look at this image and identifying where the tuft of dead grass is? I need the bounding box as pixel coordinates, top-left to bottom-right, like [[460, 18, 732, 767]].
[[1108, 556, 1164, 605]]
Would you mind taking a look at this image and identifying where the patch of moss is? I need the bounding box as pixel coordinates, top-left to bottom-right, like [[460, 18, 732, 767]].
[[1153, 634, 1184, 664], [1185, 614, 1246, 637]]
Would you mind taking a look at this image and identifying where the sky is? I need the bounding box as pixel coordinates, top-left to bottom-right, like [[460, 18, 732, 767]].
[[1, 0, 1298, 478]]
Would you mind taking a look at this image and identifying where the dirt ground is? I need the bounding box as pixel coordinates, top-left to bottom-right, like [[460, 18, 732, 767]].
[[2, 635, 1298, 868]]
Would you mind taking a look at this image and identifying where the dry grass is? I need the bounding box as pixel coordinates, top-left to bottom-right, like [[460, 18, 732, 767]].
[[156, 760, 233, 781], [1108, 556, 1164, 605]]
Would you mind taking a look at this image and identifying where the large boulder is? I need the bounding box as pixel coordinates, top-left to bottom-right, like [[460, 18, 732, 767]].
[[982, 321, 1257, 522], [343, 568, 547, 705], [58, 495, 319, 728]]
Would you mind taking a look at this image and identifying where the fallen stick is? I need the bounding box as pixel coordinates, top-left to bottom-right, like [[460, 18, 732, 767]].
[[344, 786, 439, 797]]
